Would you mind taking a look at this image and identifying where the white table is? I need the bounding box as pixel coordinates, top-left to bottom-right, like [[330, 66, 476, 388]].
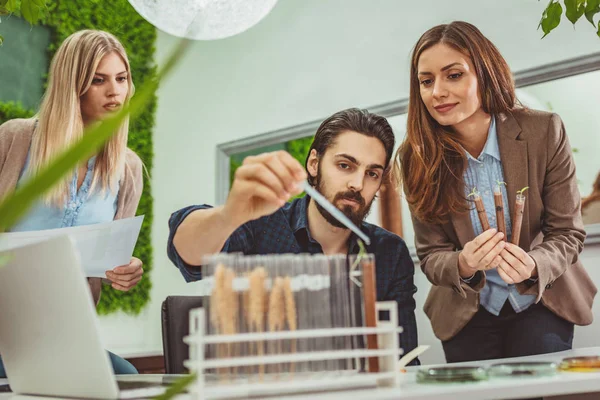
[[1, 347, 599, 399], [277, 347, 600, 400]]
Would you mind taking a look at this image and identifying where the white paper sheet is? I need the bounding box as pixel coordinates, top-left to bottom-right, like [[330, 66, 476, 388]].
[[0, 216, 144, 278]]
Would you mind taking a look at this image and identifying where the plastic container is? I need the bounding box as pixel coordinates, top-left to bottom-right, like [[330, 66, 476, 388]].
[[488, 362, 558, 378], [416, 366, 488, 383], [559, 356, 600, 372]]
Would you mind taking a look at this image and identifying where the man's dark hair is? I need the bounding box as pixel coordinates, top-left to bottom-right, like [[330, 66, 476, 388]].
[[305, 108, 395, 186]]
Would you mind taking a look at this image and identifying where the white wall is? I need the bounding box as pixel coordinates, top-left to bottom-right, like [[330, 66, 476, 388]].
[[518, 71, 600, 198], [97, 0, 600, 363]]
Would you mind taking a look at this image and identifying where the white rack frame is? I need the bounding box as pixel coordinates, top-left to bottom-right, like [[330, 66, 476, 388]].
[[183, 301, 403, 399]]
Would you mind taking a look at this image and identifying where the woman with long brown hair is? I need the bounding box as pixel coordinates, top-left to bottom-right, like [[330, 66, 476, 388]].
[[395, 21, 596, 362], [0, 30, 144, 375]]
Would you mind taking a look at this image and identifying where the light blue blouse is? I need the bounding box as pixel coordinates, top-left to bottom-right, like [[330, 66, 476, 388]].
[[463, 117, 536, 316], [9, 149, 118, 232]]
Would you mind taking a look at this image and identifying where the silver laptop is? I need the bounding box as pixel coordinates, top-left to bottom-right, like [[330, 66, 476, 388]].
[[0, 235, 169, 399]]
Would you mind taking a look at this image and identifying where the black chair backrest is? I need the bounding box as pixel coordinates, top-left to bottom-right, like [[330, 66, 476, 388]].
[[161, 295, 203, 374]]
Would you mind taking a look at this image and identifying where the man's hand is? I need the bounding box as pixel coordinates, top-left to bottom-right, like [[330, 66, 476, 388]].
[[173, 151, 307, 267], [497, 242, 537, 284], [224, 151, 307, 226], [105, 256, 143, 291]]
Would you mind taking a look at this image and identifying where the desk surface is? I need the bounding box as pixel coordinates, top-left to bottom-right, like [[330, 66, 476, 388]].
[[1, 347, 599, 400]]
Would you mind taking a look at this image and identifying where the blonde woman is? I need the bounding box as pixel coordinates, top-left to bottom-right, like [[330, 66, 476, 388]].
[[0, 30, 144, 375]]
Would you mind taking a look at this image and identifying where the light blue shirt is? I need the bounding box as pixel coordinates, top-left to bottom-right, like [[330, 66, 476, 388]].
[[463, 117, 536, 315], [10, 150, 118, 232]]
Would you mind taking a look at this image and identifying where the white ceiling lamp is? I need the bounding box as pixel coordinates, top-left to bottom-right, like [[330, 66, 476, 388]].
[[128, 0, 278, 40]]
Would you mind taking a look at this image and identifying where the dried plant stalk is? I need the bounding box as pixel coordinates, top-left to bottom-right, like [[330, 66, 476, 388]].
[[211, 264, 226, 375], [242, 286, 251, 376], [283, 276, 297, 373], [248, 267, 268, 378], [268, 277, 286, 374], [210, 264, 226, 332], [219, 267, 238, 378], [221, 267, 239, 336], [242, 275, 250, 326]]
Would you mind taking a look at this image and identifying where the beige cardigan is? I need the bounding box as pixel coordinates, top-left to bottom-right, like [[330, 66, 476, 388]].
[[0, 118, 144, 305]]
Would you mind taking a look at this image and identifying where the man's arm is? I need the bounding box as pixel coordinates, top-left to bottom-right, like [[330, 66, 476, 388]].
[[167, 204, 255, 282], [172, 205, 241, 266], [170, 151, 307, 276]]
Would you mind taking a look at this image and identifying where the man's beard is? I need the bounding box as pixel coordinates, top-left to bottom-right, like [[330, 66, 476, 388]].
[[313, 168, 373, 229]]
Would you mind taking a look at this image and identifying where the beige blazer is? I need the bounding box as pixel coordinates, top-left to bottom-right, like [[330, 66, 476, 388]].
[[0, 118, 144, 305], [412, 109, 597, 341]]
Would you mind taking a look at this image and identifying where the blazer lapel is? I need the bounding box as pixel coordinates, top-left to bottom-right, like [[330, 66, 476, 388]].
[[496, 112, 530, 248]]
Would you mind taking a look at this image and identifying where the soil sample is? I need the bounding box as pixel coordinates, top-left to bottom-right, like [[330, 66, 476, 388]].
[[494, 185, 506, 236], [511, 193, 526, 245], [362, 258, 379, 373]]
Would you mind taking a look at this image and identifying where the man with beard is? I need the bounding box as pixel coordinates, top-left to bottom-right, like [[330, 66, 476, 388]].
[[167, 108, 418, 363]]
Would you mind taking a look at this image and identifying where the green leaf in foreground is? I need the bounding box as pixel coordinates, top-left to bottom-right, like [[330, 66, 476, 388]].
[[153, 373, 197, 400], [0, 253, 12, 268]]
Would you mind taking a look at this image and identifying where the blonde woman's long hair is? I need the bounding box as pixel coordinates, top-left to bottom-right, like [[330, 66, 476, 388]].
[[31, 29, 134, 206]]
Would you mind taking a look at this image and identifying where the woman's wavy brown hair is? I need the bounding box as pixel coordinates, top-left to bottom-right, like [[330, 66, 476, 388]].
[[394, 21, 516, 224]]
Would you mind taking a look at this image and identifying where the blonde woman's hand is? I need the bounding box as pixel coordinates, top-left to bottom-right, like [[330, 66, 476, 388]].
[[458, 229, 505, 279], [105, 256, 143, 291]]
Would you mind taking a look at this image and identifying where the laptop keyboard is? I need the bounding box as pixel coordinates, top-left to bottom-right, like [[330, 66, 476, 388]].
[[0, 381, 166, 394], [117, 381, 164, 391]]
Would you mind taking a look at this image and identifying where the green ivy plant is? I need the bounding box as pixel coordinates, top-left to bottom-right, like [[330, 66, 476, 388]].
[[539, 0, 600, 38], [0, 0, 47, 45], [0, 101, 34, 121]]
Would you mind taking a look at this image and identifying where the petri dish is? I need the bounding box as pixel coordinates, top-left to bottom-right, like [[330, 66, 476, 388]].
[[416, 366, 488, 383], [559, 356, 600, 372], [488, 361, 558, 378]]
